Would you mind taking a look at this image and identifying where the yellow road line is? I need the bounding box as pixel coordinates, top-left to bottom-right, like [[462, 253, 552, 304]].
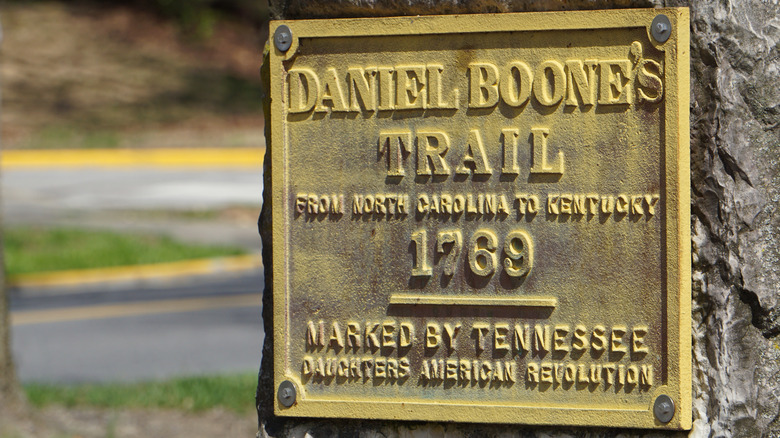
[[2, 148, 265, 168], [11, 293, 261, 326], [7, 255, 263, 289]]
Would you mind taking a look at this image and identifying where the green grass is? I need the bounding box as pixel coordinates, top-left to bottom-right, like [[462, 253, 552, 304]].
[[20, 125, 122, 150], [24, 373, 257, 414], [5, 227, 248, 276]]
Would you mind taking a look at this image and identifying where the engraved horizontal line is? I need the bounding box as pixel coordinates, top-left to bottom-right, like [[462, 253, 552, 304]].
[[296, 398, 647, 412], [389, 294, 557, 308]]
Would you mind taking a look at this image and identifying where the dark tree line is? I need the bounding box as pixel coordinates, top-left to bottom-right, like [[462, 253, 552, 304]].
[[66, 0, 270, 38]]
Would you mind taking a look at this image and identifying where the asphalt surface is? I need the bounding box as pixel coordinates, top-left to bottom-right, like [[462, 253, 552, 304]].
[[11, 272, 264, 383], [4, 168, 263, 213], [3, 168, 264, 250]]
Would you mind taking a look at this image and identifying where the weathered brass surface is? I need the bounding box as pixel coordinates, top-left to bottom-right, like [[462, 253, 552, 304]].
[[269, 9, 690, 429]]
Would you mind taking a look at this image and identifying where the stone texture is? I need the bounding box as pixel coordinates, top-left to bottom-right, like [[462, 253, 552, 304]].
[[259, 1, 780, 436], [268, 0, 655, 19], [679, 0, 780, 436]]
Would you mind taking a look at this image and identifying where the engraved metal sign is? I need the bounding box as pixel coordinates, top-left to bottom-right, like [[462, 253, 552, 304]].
[[268, 9, 691, 429]]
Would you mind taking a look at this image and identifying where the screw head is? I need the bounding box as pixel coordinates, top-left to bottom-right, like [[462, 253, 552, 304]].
[[651, 14, 672, 43], [653, 394, 675, 423], [274, 25, 292, 52], [277, 380, 296, 407]]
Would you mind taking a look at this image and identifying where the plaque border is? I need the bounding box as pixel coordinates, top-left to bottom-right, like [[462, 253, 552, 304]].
[[268, 8, 691, 429]]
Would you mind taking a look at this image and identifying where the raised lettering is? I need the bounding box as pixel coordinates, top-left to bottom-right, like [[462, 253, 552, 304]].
[[572, 325, 588, 352], [472, 322, 489, 353], [530, 128, 564, 175], [426, 323, 441, 349], [346, 322, 361, 349], [307, 320, 325, 348], [494, 323, 510, 352], [416, 131, 451, 176], [636, 57, 664, 103], [541, 362, 553, 383], [329, 321, 344, 349], [399, 323, 413, 348], [396, 65, 426, 109], [553, 325, 570, 353], [348, 67, 377, 111], [527, 362, 540, 383], [640, 365, 653, 387], [288, 68, 319, 113], [411, 229, 432, 277], [565, 59, 597, 106], [632, 326, 649, 354], [456, 129, 493, 176], [469, 229, 498, 276], [503, 229, 533, 277], [611, 325, 628, 353], [427, 64, 457, 108], [382, 321, 396, 349], [598, 60, 632, 105], [316, 67, 348, 112], [533, 60, 565, 106], [534, 324, 551, 355], [514, 323, 531, 354], [377, 67, 395, 110], [443, 323, 461, 351], [378, 131, 412, 176], [616, 194, 630, 214], [500, 61, 533, 107], [469, 63, 499, 108], [501, 129, 520, 175], [592, 325, 607, 352]]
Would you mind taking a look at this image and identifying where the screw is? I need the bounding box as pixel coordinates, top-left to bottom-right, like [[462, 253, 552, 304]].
[[277, 380, 296, 407], [651, 15, 672, 43], [274, 25, 292, 52], [653, 394, 675, 423]]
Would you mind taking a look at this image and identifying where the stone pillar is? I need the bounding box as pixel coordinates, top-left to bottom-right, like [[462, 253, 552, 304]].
[[258, 1, 780, 436]]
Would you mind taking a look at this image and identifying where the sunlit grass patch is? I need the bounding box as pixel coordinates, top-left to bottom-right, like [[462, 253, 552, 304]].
[[24, 373, 257, 414], [5, 227, 247, 276]]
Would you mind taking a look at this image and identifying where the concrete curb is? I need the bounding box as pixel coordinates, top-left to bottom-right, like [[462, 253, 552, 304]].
[[2, 148, 264, 168], [7, 255, 263, 289]]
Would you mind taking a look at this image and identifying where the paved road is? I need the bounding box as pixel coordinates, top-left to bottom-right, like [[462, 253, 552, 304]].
[[4, 168, 263, 214], [4, 164, 266, 382], [10, 272, 264, 383], [3, 167, 264, 250]]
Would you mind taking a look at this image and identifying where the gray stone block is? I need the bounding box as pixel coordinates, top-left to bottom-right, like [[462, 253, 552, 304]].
[[258, 1, 780, 436]]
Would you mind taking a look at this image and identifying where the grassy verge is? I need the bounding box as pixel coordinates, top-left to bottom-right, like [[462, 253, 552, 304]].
[[18, 125, 121, 150], [5, 227, 247, 276], [24, 373, 257, 414]]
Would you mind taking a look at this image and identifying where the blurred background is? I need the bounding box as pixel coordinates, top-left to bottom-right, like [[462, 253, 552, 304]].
[[1, 0, 270, 436]]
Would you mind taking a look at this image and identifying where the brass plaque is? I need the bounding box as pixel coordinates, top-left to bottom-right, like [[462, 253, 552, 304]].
[[269, 9, 690, 429]]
